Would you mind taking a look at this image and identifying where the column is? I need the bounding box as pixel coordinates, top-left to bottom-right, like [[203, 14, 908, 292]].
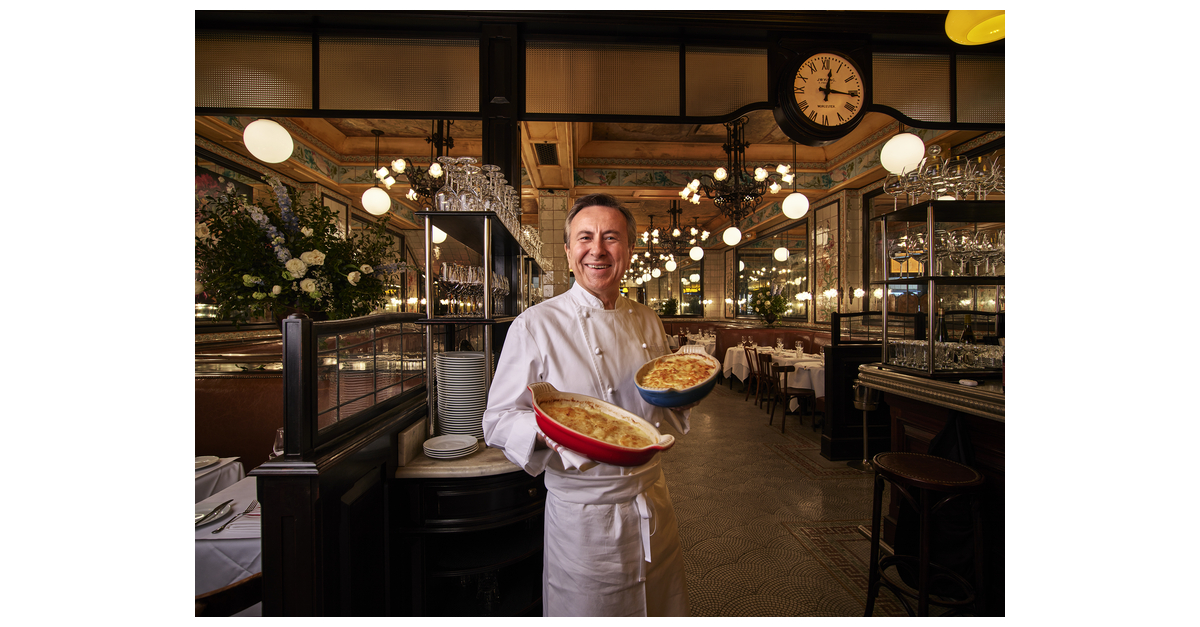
[[538, 189, 571, 297]]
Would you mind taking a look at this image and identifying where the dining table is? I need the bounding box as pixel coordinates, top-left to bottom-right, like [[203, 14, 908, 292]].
[[195, 475, 261, 616], [195, 456, 244, 503], [680, 333, 717, 356], [722, 345, 826, 410]]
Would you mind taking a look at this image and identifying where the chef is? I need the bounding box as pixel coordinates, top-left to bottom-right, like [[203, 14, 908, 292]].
[[483, 193, 690, 616]]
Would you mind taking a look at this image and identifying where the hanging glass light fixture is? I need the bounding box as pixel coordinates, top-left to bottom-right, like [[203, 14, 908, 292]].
[[781, 140, 810, 220], [242, 118, 294, 164], [361, 130, 391, 216], [373, 120, 455, 210], [679, 116, 787, 246]]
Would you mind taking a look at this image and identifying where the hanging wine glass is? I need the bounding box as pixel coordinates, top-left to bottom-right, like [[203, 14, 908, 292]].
[[434, 157, 461, 212], [884, 173, 905, 210], [481, 165, 504, 214], [907, 227, 929, 274], [968, 156, 994, 200], [942, 156, 970, 199]]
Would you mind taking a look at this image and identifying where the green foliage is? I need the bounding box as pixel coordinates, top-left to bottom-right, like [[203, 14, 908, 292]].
[[751, 286, 787, 324], [658, 297, 679, 316], [195, 178, 401, 324]]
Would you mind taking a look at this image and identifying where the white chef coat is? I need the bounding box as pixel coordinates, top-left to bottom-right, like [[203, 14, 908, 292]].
[[483, 283, 690, 617]]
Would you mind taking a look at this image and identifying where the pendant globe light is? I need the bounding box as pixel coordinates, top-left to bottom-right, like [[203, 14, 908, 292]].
[[880, 131, 925, 175], [781, 141, 810, 220], [242, 119, 294, 164], [362, 130, 391, 216]]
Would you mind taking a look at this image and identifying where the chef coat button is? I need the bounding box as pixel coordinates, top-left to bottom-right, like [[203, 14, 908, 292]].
[[641, 343, 647, 349], [608, 387, 614, 395], [655, 421, 660, 427], [594, 347, 601, 355], [628, 308, 633, 314], [583, 310, 589, 318]]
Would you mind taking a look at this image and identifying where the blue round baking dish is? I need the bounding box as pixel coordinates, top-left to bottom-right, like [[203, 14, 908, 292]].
[[634, 345, 721, 408]]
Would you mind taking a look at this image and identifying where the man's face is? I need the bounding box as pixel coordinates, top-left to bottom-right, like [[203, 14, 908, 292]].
[[564, 204, 632, 305]]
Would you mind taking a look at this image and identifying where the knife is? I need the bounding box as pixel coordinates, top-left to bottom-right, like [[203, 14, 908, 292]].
[[195, 499, 234, 526]]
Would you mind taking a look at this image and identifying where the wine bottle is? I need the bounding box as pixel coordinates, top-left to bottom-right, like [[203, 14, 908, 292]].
[[959, 314, 975, 344], [934, 308, 948, 342]]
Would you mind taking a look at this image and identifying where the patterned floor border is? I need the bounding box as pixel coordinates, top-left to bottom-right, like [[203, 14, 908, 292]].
[[781, 521, 908, 617]]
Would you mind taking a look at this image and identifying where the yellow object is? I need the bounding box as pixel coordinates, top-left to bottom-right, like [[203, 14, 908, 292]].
[[945, 10, 1005, 46]]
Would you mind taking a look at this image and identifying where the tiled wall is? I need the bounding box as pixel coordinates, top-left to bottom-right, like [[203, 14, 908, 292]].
[[537, 190, 570, 297]]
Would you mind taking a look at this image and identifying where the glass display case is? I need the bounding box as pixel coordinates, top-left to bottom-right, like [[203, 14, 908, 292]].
[[871, 200, 1004, 378], [418, 210, 542, 435]]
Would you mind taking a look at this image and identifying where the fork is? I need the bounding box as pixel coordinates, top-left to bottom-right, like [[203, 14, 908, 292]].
[[212, 500, 258, 534]]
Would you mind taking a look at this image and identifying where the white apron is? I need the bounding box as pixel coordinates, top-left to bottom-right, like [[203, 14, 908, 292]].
[[482, 284, 690, 616]]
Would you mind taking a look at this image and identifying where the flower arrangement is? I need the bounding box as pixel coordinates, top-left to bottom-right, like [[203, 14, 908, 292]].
[[195, 178, 401, 324], [751, 285, 787, 326]]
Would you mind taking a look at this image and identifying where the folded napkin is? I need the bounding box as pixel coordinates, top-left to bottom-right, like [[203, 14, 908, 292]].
[[537, 426, 598, 472], [210, 503, 261, 540]]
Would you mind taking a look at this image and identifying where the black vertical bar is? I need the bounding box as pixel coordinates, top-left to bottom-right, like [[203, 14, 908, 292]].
[[311, 21, 320, 112], [679, 42, 687, 117]]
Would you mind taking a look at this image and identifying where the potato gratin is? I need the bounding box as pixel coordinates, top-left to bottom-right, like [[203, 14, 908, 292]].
[[638, 354, 716, 390], [540, 400, 653, 449]]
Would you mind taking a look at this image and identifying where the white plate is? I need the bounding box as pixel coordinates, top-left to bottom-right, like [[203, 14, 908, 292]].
[[195, 500, 232, 526], [195, 455, 219, 470], [424, 435, 479, 452]]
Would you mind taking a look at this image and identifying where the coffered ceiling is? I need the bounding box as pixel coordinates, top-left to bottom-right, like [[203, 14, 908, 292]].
[[196, 111, 996, 250]]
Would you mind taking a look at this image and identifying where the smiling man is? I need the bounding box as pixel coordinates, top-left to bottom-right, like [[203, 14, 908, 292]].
[[483, 193, 691, 616]]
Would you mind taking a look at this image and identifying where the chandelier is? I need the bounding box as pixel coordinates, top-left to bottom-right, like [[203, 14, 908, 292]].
[[679, 116, 791, 245], [655, 200, 710, 263], [369, 120, 455, 210]]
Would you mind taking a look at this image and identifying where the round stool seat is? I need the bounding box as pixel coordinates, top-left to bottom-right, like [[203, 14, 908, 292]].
[[872, 452, 983, 493]]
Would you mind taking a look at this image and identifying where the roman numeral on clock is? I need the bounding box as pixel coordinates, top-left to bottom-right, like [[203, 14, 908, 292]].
[[798, 100, 809, 113], [844, 102, 857, 113]]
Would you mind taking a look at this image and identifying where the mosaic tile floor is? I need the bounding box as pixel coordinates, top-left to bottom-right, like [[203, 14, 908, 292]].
[[658, 381, 913, 617]]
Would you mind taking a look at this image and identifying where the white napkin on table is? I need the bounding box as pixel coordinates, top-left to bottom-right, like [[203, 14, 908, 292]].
[[209, 502, 261, 540]]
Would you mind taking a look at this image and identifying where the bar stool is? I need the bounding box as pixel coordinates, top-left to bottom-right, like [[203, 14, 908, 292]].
[[864, 452, 986, 617]]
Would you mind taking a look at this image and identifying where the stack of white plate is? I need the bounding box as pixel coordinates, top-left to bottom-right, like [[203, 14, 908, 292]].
[[423, 434, 479, 460], [434, 351, 488, 439]]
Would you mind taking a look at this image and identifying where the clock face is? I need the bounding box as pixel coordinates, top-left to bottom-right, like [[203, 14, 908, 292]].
[[790, 53, 865, 128]]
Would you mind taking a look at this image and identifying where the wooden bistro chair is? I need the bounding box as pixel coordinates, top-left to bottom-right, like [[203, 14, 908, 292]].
[[769, 363, 816, 434], [757, 353, 781, 411], [742, 345, 762, 404]]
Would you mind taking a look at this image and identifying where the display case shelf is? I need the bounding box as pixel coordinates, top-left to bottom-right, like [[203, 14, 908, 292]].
[[871, 200, 1004, 379]]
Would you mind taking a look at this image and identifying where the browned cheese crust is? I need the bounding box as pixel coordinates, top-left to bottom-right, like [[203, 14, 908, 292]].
[[639, 354, 716, 390], [540, 400, 653, 449]]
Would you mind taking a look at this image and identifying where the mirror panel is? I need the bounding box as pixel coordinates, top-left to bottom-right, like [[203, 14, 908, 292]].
[[735, 221, 808, 319]]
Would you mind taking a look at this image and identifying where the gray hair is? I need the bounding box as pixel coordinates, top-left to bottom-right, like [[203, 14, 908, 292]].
[[564, 193, 637, 248]]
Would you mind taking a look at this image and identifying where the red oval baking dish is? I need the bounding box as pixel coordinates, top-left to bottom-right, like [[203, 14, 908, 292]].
[[528, 382, 675, 467]]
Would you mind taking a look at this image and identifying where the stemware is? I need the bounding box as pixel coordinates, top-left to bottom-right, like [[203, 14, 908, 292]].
[[270, 427, 285, 460], [906, 227, 929, 275], [942, 156, 970, 199], [434, 157, 462, 212], [968, 156, 996, 200]]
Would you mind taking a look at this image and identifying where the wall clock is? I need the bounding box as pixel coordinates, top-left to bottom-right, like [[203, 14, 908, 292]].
[[774, 50, 869, 147]]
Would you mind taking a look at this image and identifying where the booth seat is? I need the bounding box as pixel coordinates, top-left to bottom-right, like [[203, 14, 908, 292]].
[[196, 374, 283, 474]]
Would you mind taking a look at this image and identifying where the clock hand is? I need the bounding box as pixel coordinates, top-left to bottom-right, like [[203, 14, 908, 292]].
[[823, 69, 833, 101]]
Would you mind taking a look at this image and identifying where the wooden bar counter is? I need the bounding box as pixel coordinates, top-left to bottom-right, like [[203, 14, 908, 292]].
[[856, 364, 1005, 616]]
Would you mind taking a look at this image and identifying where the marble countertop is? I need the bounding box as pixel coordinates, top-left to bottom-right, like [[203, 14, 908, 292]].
[[395, 443, 524, 479]]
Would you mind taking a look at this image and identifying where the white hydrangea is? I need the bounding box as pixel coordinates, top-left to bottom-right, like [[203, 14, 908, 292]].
[[347, 271, 361, 286]]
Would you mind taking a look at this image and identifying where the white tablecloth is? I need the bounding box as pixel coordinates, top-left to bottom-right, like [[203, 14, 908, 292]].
[[195, 457, 244, 503], [682, 334, 717, 356], [722, 347, 825, 407], [196, 476, 261, 615]]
